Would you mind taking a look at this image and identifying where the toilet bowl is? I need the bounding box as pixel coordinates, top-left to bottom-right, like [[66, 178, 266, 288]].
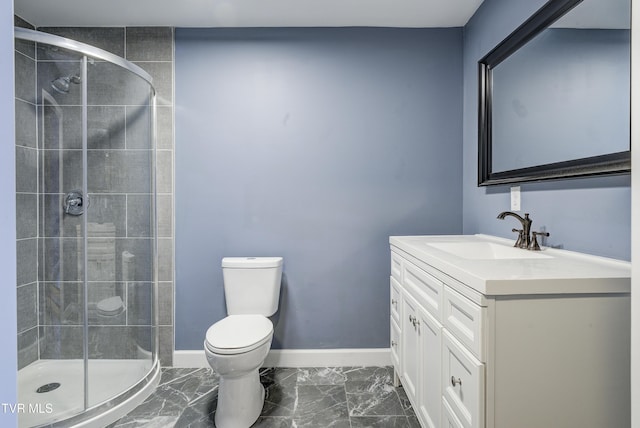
[[203, 257, 283, 428], [204, 315, 273, 428]]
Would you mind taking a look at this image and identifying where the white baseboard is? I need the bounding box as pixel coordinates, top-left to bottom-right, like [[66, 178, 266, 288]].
[[173, 348, 391, 368]]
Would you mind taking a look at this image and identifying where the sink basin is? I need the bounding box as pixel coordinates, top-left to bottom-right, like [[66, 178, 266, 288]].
[[427, 241, 552, 260]]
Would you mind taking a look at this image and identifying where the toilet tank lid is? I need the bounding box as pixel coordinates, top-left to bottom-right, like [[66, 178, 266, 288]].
[[221, 257, 283, 268]]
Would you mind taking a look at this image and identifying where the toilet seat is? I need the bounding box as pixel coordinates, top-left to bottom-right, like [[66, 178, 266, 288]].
[[205, 315, 273, 355]]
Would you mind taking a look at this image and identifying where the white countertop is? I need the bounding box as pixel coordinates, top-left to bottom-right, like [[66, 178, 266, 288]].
[[389, 234, 630, 296]]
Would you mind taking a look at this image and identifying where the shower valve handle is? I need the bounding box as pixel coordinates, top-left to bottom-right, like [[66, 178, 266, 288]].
[[63, 190, 89, 216]]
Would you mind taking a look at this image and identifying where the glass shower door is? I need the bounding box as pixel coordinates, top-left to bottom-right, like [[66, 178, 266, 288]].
[[36, 44, 88, 423], [85, 55, 156, 408]]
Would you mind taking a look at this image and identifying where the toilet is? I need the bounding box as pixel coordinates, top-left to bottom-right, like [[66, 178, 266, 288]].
[[204, 256, 283, 428]]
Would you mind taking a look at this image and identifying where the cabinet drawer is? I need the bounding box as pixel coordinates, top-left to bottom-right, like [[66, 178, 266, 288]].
[[442, 330, 484, 428], [443, 397, 464, 428], [390, 317, 401, 370], [444, 285, 485, 361], [391, 251, 403, 283], [390, 277, 402, 324], [403, 261, 443, 322]]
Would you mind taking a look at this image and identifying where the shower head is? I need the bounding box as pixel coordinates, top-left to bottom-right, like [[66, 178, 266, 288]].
[[51, 74, 81, 94]]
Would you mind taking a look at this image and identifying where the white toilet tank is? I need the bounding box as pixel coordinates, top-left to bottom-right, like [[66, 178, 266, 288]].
[[221, 257, 283, 316]]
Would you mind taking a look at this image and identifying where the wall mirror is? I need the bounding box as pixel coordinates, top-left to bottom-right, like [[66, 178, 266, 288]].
[[478, 0, 630, 186]]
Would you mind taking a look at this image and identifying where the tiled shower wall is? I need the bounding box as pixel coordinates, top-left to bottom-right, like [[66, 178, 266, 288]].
[[15, 20, 175, 368]]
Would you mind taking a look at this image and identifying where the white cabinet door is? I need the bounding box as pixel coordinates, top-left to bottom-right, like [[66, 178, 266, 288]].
[[390, 317, 401, 370], [401, 290, 420, 403], [390, 277, 402, 324], [443, 398, 464, 428], [417, 305, 441, 428], [442, 330, 484, 428]]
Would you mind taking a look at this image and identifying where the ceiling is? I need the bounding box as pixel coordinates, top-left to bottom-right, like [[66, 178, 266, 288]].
[[15, 0, 484, 28]]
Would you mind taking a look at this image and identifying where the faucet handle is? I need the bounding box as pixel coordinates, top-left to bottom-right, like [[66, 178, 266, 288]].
[[529, 231, 550, 251], [511, 228, 525, 248]]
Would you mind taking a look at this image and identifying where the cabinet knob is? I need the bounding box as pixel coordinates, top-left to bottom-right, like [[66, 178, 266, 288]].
[[408, 315, 419, 329], [391, 299, 397, 306], [391, 340, 397, 347], [451, 376, 462, 387]]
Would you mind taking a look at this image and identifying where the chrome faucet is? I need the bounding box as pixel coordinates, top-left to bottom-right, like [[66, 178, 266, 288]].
[[497, 211, 532, 249]]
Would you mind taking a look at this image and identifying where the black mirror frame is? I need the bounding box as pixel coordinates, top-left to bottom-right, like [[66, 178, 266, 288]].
[[477, 0, 631, 187]]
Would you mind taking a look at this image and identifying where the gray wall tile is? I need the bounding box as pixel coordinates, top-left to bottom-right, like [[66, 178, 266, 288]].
[[87, 194, 127, 236], [39, 282, 84, 325], [126, 27, 173, 61], [17, 327, 38, 370], [87, 150, 152, 193], [157, 194, 172, 238], [156, 106, 174, 150], [14, 51, 35, 103], [40, 27, 125, 57], [88, 61, 153, 106], [133, 62, 173, 106], [127, 194, 153, 237], [17, 283, 37, 333], [127, 282, 152, 325], [40, 105, 81, 150], [156, 150, 172, 194], [39, 325, 84, 359], [88, 106, 126, 149], [125, 104, 152, 149], [158, 282, 173, 326], [42, 149, 83, 193], [16, 146, 37, 193], [159, 326, 173, 367], [16, 238, 37, 286], [42, 238, 82, 282], [16, 193, 37, 239], [157, 238, 173, 282], [15, 38, 35, 60], [15, 99, 36, 148]]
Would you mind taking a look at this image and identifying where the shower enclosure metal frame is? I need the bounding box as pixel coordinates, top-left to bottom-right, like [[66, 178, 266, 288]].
[[15, 27, 160, 427]]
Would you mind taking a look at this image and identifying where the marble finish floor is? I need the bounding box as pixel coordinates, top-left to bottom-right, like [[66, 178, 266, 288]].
[[112, 366, 420, 427]]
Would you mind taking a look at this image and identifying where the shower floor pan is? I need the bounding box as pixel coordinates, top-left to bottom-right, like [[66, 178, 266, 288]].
[[18, 359, 156, 427]]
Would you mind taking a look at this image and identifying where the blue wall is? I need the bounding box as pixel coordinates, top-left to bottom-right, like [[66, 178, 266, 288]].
[[1, 9, 18, 426], [462, 0, 631, 260], [175, 27, 463, 350]]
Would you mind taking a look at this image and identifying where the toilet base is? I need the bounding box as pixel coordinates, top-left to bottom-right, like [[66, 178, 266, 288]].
[[214, 369, 265, 428]]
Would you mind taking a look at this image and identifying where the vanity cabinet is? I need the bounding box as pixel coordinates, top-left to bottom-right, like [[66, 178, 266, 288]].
[[389, 235, 631, 428]]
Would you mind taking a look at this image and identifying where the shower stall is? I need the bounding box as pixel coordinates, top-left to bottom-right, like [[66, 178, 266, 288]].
[[14, 27, 160, 427]]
